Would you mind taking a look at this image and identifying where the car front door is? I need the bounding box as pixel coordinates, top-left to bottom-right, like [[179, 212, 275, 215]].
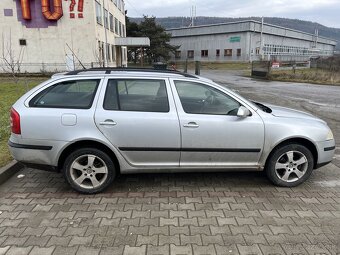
[[95, 77, 181, 167], [171, 79, 265, 168]]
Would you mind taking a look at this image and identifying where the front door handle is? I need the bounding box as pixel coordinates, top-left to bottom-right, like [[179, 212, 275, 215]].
[[183, 122, 199, 128], [99, 119, 117, 126]]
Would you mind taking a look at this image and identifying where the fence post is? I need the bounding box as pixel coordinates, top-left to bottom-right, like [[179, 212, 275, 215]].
[[195, 61, 200, 75], [184, 59, 188, 73]]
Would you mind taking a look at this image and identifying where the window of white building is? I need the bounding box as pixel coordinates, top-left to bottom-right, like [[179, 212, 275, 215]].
[[104, 9, 108, 28], [95, 1, 102, 25]]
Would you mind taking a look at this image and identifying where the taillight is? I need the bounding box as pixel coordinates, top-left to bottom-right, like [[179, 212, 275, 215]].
[[10, 108, 21, 135]]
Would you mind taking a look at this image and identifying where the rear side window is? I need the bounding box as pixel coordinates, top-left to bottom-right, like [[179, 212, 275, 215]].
[[103, 79, 169, 112], [29, 80, 100, 109]]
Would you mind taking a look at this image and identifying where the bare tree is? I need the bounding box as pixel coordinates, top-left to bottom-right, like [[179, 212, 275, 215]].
[[1, 31, 25, 84], [92, 44, 104, 68]]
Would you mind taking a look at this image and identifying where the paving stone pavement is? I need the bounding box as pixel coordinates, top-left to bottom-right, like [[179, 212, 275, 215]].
[[0, 163, 340, 255]]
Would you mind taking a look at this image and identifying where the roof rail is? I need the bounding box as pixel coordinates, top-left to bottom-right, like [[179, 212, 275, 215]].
[[65, 67, 198, 78]]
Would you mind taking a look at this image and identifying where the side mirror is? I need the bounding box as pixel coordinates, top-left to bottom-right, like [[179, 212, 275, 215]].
[[237, 106, 251, 118]]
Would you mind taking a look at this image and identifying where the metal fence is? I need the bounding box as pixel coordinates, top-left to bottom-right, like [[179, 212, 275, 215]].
[[311, 56, 340, 72], [0, 62, 106, 74]]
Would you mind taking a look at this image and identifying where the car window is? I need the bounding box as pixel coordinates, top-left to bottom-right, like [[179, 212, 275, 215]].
[[175, 81, 241, 115], [29, 80, 100, 109], [103, 79, 169, 112]]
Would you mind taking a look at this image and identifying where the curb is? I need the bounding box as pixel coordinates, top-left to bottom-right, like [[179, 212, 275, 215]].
[[0, 160, 24, 185]]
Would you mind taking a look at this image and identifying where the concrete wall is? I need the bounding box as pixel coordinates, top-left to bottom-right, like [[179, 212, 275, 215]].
[[0, 0, 126, 72]]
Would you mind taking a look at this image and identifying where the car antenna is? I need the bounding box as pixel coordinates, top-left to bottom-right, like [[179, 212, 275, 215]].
[[66, 43, 86, 69]]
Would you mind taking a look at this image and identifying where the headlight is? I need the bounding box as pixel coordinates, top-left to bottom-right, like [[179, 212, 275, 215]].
[[326, 130, 334, 141]]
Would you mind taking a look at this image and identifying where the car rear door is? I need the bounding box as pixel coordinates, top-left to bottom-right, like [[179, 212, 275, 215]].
[[94, 77, 181, 167], [170, 79, 265, 168]]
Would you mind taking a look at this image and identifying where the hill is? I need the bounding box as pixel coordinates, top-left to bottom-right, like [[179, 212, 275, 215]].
[[130, 17, 340, 50]]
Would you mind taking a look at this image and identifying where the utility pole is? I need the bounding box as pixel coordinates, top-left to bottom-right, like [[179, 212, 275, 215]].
[[260, 17, 264, 60], [189, 2, 196, 27]]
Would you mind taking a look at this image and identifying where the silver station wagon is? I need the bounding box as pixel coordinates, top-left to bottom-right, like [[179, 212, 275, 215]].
[[9, 68, 335, 193]]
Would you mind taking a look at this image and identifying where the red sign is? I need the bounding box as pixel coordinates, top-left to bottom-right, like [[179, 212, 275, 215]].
[[19, 0, 84, 21], [272, 62, 280, 68]]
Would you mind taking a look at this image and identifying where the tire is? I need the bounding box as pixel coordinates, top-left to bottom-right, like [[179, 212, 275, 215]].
[[265, 143, 314, 187], [63, 148, 116, 194]]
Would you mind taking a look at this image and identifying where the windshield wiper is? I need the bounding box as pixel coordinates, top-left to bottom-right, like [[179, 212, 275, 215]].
[[252, 101, 272, 113]]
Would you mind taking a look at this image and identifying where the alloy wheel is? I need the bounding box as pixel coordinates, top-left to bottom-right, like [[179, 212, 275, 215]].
[[70, 154, 108, 189], [274, 150, 308, 183]]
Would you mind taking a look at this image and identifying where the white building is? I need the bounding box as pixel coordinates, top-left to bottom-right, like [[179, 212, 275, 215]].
[[0, 0, 130, 72], [168, 20, 337, 63]]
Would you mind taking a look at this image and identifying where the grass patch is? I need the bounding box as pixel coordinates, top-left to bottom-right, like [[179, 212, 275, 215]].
[[0, 77, 46, 167], [269, 68, 340, 85]]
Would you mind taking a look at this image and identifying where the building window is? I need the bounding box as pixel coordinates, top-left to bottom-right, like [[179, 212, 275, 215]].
[[122, 24, 126, 37], [123, 48, 127, 61], [175, 51, 181, 59], [115, 18, 119, 34], [237, 49, 241, 56], [255, 47, 260, 55], [19, 39, 26, 46], [201, 50, 208, 57], [95, 1, 102, 25], [109, 13, 114, 32], [187, 50, 194, 59], [119, 21, 122, 36], [224, 49, 232, 56], [216, 49, 220, 57], [98, 41, 103, 63], [104, 9, 108, 28], [111, 45, 116, 61], [121, 1, 125, 13], [106, 44, 111, 62]]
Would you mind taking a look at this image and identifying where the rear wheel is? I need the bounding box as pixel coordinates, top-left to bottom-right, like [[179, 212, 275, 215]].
[[265, 143, 314, 187], [63, 148, 116, 194]]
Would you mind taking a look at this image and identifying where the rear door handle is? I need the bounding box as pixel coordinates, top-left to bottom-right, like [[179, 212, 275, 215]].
[[99, 119, 117, 126], [183, 122, 199, 128]]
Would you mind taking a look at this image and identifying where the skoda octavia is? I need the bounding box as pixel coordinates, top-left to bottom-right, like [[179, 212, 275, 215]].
[[8, 68, 335, 193]]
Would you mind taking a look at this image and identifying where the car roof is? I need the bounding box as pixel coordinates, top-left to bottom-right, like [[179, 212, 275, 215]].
[[52, 68, 199, 79]]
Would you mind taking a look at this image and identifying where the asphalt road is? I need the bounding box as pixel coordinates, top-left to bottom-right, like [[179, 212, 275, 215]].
[[202, 70, 340, 168]]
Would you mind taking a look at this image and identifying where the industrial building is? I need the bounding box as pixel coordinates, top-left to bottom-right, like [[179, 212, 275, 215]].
[[0, 0, 147, 73], [167, 20, 337, 63]]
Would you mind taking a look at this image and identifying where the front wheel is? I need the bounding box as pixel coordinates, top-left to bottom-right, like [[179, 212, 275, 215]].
[[63, 148, 116, 194], [265, 144, 314, 187]]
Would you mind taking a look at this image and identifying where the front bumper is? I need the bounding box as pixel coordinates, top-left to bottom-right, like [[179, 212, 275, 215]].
[[315, 139, 336, 169]]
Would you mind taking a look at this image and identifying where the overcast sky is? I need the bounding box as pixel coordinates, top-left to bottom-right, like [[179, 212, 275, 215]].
[[125, 0, 340, 28]]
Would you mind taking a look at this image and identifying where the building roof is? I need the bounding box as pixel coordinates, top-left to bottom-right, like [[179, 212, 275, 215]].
[[167, 20, 337, 46]]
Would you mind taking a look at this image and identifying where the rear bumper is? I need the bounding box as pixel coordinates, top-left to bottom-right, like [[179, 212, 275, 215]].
[[8, 141, 52, 151], [8, 137, 66, 168]]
